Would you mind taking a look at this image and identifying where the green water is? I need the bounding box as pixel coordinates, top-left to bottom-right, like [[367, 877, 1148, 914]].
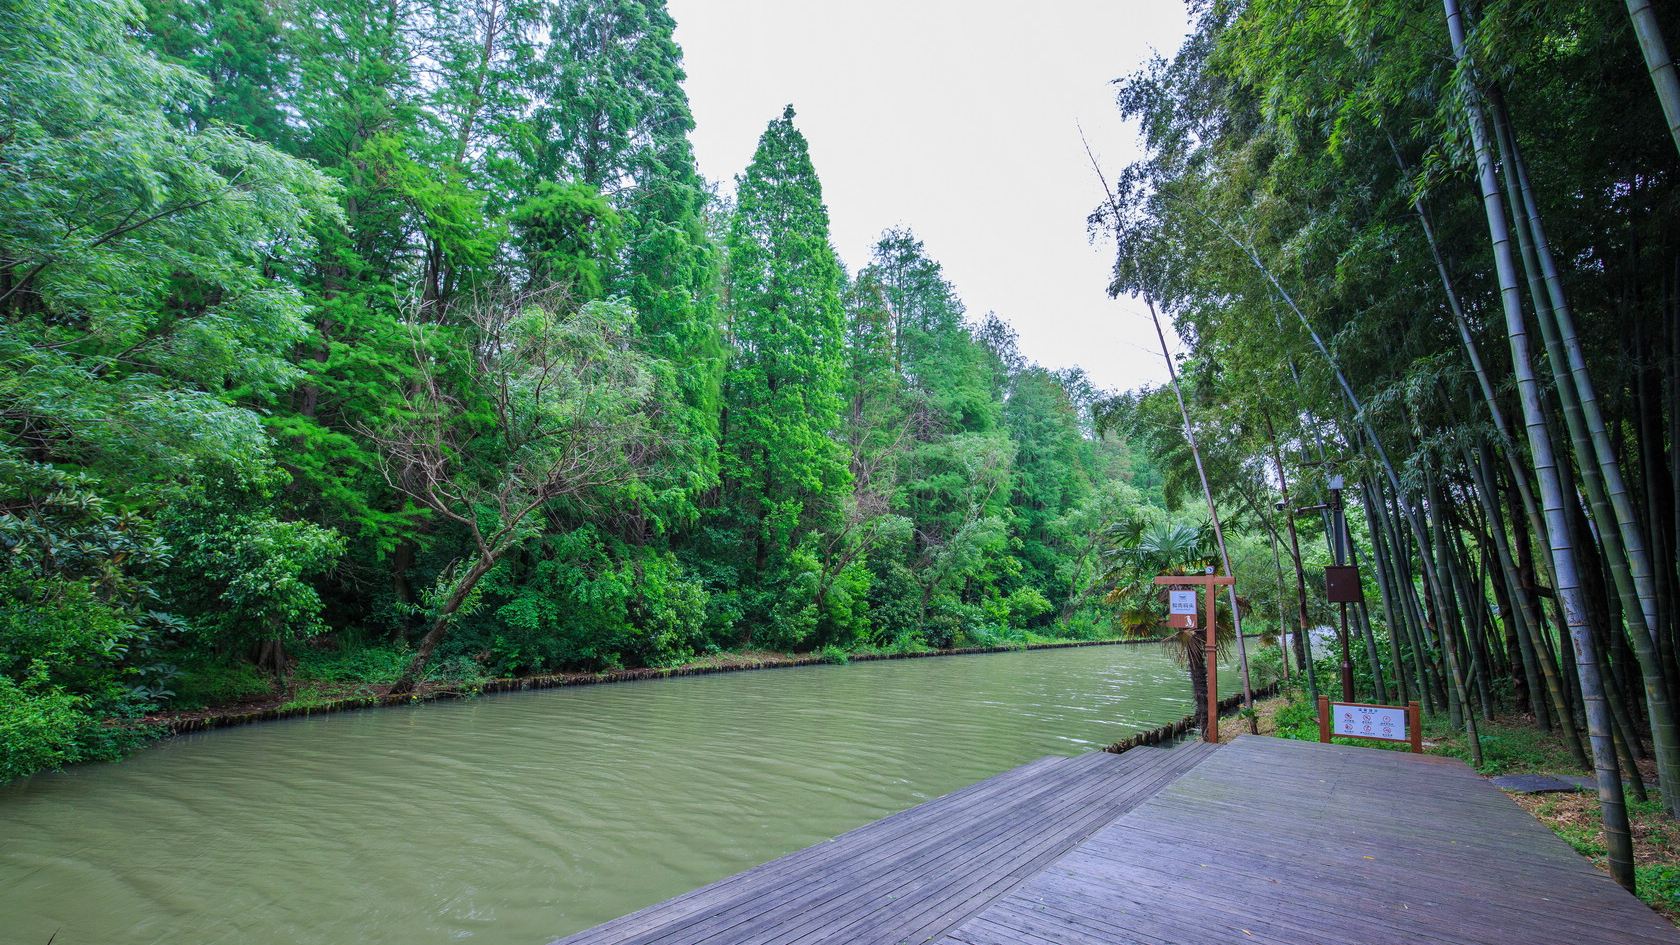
[[0, 644, 1233, 945]]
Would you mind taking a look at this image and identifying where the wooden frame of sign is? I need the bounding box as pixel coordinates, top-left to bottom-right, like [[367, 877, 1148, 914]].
[[1155, 574, 1235, 744], [1317, 695, 1422, 753]]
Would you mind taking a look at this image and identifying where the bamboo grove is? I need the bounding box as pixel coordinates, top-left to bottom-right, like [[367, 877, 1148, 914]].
[[0, 0, 1188, 782], [1093, 0, 1680, 890]]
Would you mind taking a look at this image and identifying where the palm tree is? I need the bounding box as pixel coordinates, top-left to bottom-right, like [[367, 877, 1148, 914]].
[[1099, 517, 1235, 732]]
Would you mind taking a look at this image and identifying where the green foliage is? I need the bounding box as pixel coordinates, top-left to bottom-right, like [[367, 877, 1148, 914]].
[[714, 106, 854, 647], [1271, 688, 1322, 741], [0, 676, 98, 782], [291, 644, 412, 685], [159, 466, 345, 662], [471, 529, 709, 673], [1424, 715, 1584, 776], [1637, 865, 1680, 914], [0, 567, 154, 779], [169, 660, 275, 710], [513, 182, 623, 298], [1, 0, 1185, 783], [275, 684, 343, 713]]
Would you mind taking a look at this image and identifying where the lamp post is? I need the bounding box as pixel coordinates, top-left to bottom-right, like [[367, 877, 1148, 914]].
[[1329, 475, 1354, 702], [1298, 474, 1358, 703]]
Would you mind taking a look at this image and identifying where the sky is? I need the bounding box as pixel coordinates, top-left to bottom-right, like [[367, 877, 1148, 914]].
[[668, 0, 1192, 394]]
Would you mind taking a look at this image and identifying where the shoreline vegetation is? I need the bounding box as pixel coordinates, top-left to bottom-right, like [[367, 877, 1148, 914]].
[[148, 635, 1270, 738], [6, 0, 1209, 785]]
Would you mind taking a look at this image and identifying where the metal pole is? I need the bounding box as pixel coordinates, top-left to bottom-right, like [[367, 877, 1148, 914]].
[[1334, 483, 1354, 702]]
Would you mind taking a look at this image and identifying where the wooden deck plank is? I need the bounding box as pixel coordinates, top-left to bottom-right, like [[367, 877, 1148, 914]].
[[575, 749, 1189, 945], [808, 743, 1221, 945], [557, 754, 1077, 945], [555, 735, 1678, 945], [696, 752, 1158, 945], [552, 743, 1214, 945], [576, 752, 1130, 945], [871, 742, 1222, 944], [932, 735, 1680, 945]]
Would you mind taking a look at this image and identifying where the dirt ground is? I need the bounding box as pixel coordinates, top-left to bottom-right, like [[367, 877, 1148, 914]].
[[1216, 692, 1288, 740]]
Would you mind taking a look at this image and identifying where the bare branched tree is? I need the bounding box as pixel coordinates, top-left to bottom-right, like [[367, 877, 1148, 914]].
[[365, 285, 665, 693]]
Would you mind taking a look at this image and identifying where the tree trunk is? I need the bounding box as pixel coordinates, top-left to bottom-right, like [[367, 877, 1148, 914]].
[[1145, 296, 1254, 719], [1344, 511, 1389, 703], [390, 554, 497, 695], [1188, 642, 1210, 734], [1383, 489, 1442, 713], [1360, 482, 1407, 705], [1473, 443, 1590, 765], [1265, 523, 1293, 684], [1426, 473, 1487, 743]]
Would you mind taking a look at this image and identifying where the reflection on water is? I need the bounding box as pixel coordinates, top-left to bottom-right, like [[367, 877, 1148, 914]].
[[1, 644, 1228, 945]]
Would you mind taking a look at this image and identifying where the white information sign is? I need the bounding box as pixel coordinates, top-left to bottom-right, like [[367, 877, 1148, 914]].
[[1168, 590, 1198, 616], [1332, 702, 1407, 742]]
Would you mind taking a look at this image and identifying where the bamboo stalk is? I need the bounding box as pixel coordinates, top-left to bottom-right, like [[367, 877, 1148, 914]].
[[1626, 0, 1680, 156], [1441, 0, 1634, 889], [1490, 92, 1680, 815]]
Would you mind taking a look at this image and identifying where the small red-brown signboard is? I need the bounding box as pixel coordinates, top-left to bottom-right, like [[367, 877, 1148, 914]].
[[1324, 565, 1362, 603]]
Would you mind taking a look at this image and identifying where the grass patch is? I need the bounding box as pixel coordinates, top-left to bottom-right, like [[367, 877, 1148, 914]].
[[848, 635, 936, 657], [1639, 864, 1680, 918], [1423, 714, 1586, 776], [292, 644, 411, 685], [1512, 789, 1680, 925], [169, 660, 276, 710], [275, 683, 349, 713], [1218, 692, 1289, 740]]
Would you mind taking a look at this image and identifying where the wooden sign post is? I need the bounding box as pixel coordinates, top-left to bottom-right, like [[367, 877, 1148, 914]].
[[1155, 573, 1235, 743]]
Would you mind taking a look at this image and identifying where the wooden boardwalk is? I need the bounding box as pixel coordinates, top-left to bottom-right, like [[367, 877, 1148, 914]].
[[554, 736, 1679, 945]]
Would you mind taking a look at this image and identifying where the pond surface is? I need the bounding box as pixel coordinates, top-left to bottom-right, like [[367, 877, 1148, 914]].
[[1, 644, 1235, 945]]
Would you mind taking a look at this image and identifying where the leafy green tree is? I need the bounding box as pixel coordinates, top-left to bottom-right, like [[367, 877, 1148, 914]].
[[513, 182, 625, 299], [716, 106, 854, 647], [158, 467, 345, 674], [371, 290, 665, 692], [1004, 367, 1095, 612], [0, 0, 340, 776]]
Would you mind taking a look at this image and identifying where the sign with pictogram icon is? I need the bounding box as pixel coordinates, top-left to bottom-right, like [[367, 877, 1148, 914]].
[[1317, 696, 1422, 753]]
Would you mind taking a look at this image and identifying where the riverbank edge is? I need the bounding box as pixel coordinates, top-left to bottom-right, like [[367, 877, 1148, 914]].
[[155, 636, 1261, 736], [1103, 681, 1284, 754]]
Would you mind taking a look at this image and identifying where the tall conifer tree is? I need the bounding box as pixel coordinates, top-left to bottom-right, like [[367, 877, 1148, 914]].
[[532, 0, 723, 529], [718, 106, 852, 645]]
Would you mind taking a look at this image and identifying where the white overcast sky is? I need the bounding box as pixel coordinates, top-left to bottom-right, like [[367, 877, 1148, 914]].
[[668, 0, 1190, 394]]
